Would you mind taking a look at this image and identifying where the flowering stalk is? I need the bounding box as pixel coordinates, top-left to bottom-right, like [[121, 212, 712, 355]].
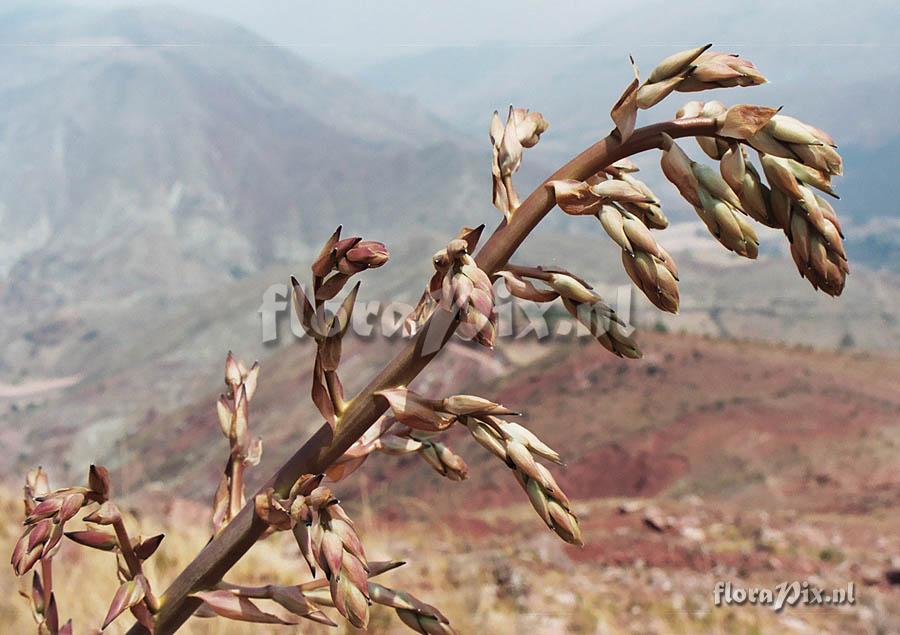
[[0, 43, 838, 634], [212, 353, 262, 533], [129, 116, 726, 635]]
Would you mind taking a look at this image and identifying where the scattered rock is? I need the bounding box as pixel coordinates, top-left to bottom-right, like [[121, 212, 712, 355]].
[[885, 568, 900, 585], [756, 526, 787, 552], [680, 526, 706, 542], [642, 507, 674, 532], [618, 499, 645, 514]]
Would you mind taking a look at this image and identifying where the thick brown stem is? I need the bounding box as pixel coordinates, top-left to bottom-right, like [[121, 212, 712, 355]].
[[127, 117, 718, 635]]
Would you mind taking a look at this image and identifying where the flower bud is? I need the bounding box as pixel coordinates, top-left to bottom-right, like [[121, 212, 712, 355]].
[[377, 388, 455, 432], [343, 240, 389, 269], [88, 465, 111, 502], [547, 273, 599, 304], [678, 51, 766, 91], [441, 395, 516, 417], [647, 44, 711, 83], [83, 501, 122, 526], [102, 578, 146, 630], [64, 530, 118, 552]]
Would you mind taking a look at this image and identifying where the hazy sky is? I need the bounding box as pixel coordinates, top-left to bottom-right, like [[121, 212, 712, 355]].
[[57, 0, 897, 75], [60, 0, 668, 71]]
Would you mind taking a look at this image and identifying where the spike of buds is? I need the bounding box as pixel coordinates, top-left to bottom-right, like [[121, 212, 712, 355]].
[[612, 207, 680, 313], [604, 168, 669, 229], [677, 50, 767, 92], [612, 46, 764, 141], [563, 296, 641, 359], [464, 415, 580, 545], [741, 113, 843, 176], [369, 583, 458, 634], [307, 497, 370, 628], [759, 153, 848, 295], [490, 106, 548, 220], [430, 238, 496, 347], [659, 134, 758, 258]]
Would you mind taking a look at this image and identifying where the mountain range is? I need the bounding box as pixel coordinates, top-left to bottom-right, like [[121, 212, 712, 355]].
[[0, 2, 897, 490]]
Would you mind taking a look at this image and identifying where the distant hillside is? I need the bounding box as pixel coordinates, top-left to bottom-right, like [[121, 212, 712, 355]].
[[64, 329, 900, 519], [0, 4, 554, 381], [1, 3, 898, 512], [7, 226, 899, 496], [360, 0, 900, 265]]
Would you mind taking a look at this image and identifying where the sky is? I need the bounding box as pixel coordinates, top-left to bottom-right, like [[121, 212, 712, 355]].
[[52, 0, 896, 76], [60, 0, 661, 71]]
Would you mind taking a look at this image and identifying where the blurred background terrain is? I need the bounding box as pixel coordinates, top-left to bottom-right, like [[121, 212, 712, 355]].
[[0, 1, 898, 632]]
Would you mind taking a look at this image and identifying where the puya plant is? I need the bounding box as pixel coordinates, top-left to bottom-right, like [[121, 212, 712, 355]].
[[11, 44, 849, 633]]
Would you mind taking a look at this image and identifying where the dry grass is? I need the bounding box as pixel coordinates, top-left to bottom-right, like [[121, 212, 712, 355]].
[[5, 487, 897, 635]]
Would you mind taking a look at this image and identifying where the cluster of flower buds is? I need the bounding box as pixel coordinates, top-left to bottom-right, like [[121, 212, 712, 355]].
[[497, 266, 642, 358], [612, 45, 765, 141], [490, 106, 549, 220], [465, 415, 582, 545], [310, 225, 389, 301], [745, 114, 843, 177], [377, 388, 517, 432], [601, 159, 668, 229], [13, 466, 107, 576], [212, 352, 262, 533], [12, 467, 76, 635], [376, 386, 579, 544], [294, 228, 388, 429], [254, 476, 372, 628], [405, 225, 486, 338], [300, 568, 458, 635], [369, 583, 457, 635], [679, 100, 848, 294], [548, 169, 680, 313], [715, 139, 780, 228], [327, 415, 470, 484], [759, 154, 848, 295], [303, 487, 369, 627], [12, 464, 163, 632], [659, 133, 759, 258], [428, 229, 497, 347]]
